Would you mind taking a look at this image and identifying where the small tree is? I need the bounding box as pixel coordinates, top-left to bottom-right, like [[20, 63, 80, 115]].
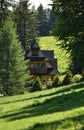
[[52, 75, 61, 87], [0, 18, 29, 95], [30, 77, 42, 92], [62, 70, 73, 85], [72, 74, 82, 83]]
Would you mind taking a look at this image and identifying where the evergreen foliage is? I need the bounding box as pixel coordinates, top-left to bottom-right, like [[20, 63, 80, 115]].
[[52, 75, 61, 87], [0, 18, 28, 95], [36, 4, 55, 36], [0, 0, 14, 27], [52, 0, 84, 73], [30, 77, 42, 92], [46, 81, 52, 89], [62, 71, 73, 85], [81, 69, 84, 81], [13, 0, 38, 50]]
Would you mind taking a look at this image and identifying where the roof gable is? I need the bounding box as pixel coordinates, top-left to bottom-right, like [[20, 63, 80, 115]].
[[41, 50, 54, 60]]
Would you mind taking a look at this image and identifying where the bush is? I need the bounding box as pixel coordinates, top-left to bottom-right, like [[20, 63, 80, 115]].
[[62, 70, 73, 85], [81, 69, 84, 81], [6, 86, 25, 96], [0, 85, 3, 94], [46, 82, 52, 89], [52, 75, 61, 87], [72, 74, 82, 83], [30, 77, 42, 92]]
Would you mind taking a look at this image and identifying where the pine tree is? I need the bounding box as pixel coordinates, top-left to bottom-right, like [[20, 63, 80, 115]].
[[0, 18, 29, 95]]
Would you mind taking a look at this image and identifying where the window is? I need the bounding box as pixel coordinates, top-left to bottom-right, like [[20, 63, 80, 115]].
[[30, 64, 35, 68], [41, 63, 46, 68], [30, 63, 46, 69], [36, 63, 40, 68]]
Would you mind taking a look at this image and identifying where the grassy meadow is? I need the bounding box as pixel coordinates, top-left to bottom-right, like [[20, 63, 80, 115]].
[[0, 36, 84, 130], [0, 82, 84, 130], [39, 36, 70, 73]]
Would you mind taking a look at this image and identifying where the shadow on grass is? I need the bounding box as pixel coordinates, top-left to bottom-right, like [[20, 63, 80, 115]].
[[0, 82, 84, 105], [0, 88, 84, 122], [22, 113, 84, 130]]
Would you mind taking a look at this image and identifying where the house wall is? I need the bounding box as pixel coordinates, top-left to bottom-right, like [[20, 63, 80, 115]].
[[33, 75, 55, 81], [30, 68, 47, 74], [29, 61, 52, 75]]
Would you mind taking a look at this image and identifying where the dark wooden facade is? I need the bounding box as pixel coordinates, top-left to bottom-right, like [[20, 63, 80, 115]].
[[25, 40, 58, 80]]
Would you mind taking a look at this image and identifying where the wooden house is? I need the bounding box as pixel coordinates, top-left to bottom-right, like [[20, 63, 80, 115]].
[[25, 40, 58, 80]]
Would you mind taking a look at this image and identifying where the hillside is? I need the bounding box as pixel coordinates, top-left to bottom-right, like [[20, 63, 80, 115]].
[[39, 36, 70, 73], [0, 82, 84, 130]]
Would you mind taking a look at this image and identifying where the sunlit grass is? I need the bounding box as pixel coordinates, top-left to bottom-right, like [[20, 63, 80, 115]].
[[0, 82, 84, 130], [39, 36, 70, 73]]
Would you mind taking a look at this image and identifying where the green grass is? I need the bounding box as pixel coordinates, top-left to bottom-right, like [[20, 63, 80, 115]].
[[0, 36, 84, 130], [39, 36, 70, 73], [0, 82, 84, 130]]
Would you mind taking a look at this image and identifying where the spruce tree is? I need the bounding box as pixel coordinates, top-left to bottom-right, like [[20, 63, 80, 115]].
[[37, 4, 48, 36], [13, 0, 38, 50], [0, 0, 14, 27], [0, 18, 29, 95]]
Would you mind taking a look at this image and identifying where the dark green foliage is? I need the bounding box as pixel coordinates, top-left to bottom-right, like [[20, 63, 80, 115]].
[[30, 77, 42, 92], [62, 71, 73, 85], [81, 69, 84, 81], [37, 4, 47, 36], [52, 0, 84, 73], [0, 84, 3, 94], [52, 75, 61, 87], [36, 4, 55, 36], [0, 18, 28, 95], [46, 81, 52, 89], [0, 0, 14, 27], [13, 0, 38, 50]]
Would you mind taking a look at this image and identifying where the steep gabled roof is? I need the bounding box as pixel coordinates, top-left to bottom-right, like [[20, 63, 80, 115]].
[[30, 40, 40, 50], [41, 50, 54, 60], [47, 68, 58, 75]]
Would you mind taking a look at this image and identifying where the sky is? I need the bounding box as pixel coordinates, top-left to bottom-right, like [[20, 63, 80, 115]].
[[15, 0, 52, 9], [29, 0, 52, 8]]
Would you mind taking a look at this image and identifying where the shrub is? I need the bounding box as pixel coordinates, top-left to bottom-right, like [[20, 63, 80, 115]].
[[81, 69, 84, 81], [0, 85, 3, 94], [52, 75, 61, 87], [62, 70, 73, 85], [30, 77, 42, 92], [6, 86, 25, 96], [72, 74, 82, 83], [46, 81, 52, 89]]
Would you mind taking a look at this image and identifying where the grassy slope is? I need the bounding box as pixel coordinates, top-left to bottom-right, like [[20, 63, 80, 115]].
[[0, 82, 84, 130], [39, 36, 70, 73]]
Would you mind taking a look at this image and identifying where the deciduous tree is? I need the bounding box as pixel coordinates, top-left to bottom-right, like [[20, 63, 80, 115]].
[[52, 0, 84, 73]]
